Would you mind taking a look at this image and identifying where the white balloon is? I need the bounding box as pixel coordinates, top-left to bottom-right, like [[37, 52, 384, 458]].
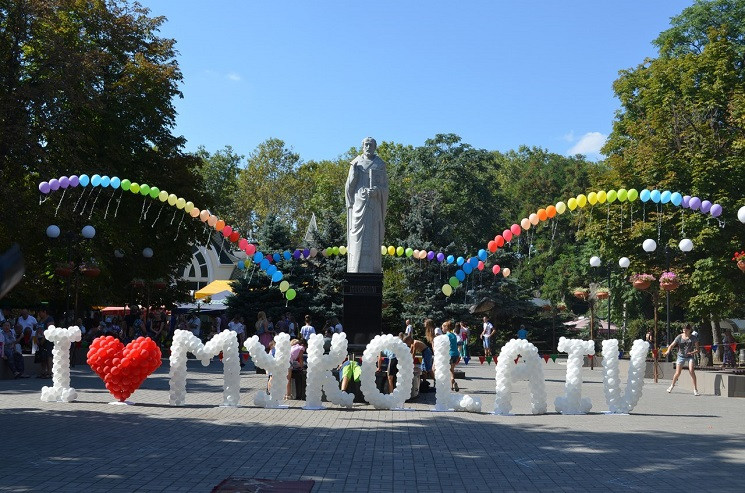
[[589, 256, 601, 267], [601, 339, 649, 414], [618, 257, 630, 268], [245, 333, 291, 408], [738, 205, 745, 224], [40, 325, 81, 403], [554, 337, 594, 414], [493, 339, 547, 415], [678, 239, 693, 252], [642, 239, 657, 252], [304, 333, 353, 409], [360, 335, 414, 410]]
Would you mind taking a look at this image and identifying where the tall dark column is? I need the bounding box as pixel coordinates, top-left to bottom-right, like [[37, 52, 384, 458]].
[[343, 273, 383, 347]]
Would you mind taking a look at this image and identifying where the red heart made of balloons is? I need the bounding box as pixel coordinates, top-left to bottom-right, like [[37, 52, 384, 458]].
[[87, 336, 162, 402]]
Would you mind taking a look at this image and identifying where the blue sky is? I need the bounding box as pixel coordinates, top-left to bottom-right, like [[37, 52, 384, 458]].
[[139, 0, 693, 162]]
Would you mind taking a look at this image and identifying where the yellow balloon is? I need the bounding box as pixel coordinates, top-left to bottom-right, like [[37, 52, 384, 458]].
[[587, 192, 598, 205], [568, 197, 578, 210], [381, 245, 387, 255], [520, 218, 531, 230], [442, 284, 453, 296], [130, 182, 140, 194], [387, 246, 395, 256], [176, 197, 186, 209], [339, 245, 348, 255], [597, 190, 607, 204], [168, 194, 177, 206], [184, 201, 194, 213], [158, 190, 169, 202], [577, 194, 587, 208], [556, 201, 567, 214], [279, 280, 290, 292]]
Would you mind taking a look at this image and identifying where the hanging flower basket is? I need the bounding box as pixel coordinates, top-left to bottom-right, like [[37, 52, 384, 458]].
[[629, 273, 655, 291], [633, 280, 651, 290], [738, 260, 745, 273], [573, 288, 589, 300], [596, 290, 610, 300], [660, 280, 679, 291], [733, 251, 745, 272], [55, 262, 74, 277], [80, 265, 100, 278], [556, 303, 567, 312], [659, 271, 679, 291]]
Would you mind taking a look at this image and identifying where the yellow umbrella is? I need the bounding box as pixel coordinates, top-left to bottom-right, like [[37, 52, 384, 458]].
[[194, 280, 234, 300]]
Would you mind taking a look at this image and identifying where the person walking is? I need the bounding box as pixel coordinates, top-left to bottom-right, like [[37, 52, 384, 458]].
[[481, 316, 494, 357], [665, 324, 701, 395], [443, 321, 459, 391]]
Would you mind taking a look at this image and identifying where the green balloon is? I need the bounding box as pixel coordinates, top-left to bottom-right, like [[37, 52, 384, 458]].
[[405, 247, 413, 257], [140, 184, 150, 196], [121, 179, 131, 191], [325, 247, 332, 256], [149, 186, 160, 199], [396, 246, 404, 256], [617, 188, 628, 202], [449, 276, 460, 288], [627, 188, 639, 202], [286, 288, 297, 301], [332, 246, 340, 255], [607, 190, 617, 203]]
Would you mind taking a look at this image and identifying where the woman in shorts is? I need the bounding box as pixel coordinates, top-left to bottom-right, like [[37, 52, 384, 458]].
[[665, 324, 700, 396]]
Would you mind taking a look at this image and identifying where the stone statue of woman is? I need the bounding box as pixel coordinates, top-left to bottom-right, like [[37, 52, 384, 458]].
[[345, 137, 389, 273]]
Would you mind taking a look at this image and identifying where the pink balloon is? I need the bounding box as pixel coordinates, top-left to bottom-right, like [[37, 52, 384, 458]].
[[510, 224, 521, 236], [492, 264, 501, 275], [503, 229, 513, 242], [246, 244, 256, 255], [222, 225, 233, 237], [239, 238, 248, 250], [477, 261, 484, 271]]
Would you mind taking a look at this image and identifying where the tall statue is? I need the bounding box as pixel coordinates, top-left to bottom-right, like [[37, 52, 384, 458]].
[[345, 137, 389, 273]]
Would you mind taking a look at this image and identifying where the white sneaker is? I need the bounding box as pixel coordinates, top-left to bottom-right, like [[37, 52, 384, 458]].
[[666, 385, 673, 393], [693, 390, 701, 396]]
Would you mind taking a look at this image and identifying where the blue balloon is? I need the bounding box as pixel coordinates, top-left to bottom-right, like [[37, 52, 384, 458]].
[[91, 174, 102, 187], [272, 271, 283, 282], [463, 263, 473, 275], [650, 189, 661, 203], [670, 192, 682, 206], [478, 249, 487, 261], [456, 256, 465, 266], [455, 269, 466, 281], [101, 175, 111, 187], [237, 260, 245, 270], [446, 255, 454, 264], [283, 250, 291, 260], [660, 190, 671, 204], [639, 189, 650, 202], [273, 253, 281, 263], [469, 256, 479, 267], [79, 174, 90, 187], [266, 264, 277, 276], [259, 259, 270, 270], [110, 176, 121, 189], [253, 252, 264, 263]]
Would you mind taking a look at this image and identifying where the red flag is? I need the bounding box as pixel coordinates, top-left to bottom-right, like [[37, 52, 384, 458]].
[[542, 354, 550, 363], [242, 353, 250, 361], [588, 354, 594, 360], [731, 343, 738, 353], [514, 356, 520, 364], [704, 345, 712, 351], [479, 356, 485, 365], [652, 349, 659, 358], [218, 351, 223, 361]]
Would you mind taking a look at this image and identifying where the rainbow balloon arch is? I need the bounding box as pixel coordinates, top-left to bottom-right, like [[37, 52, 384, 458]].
[[38, 174, 738, 300]]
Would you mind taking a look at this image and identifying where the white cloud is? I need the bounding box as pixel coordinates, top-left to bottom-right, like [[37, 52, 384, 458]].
[[226, 72, 242, 82], [567, 132, 607, 156], [562, 130, 575, 142]]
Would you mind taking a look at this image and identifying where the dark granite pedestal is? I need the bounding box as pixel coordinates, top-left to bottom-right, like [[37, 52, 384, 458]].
[[343, 273, 383, 348]]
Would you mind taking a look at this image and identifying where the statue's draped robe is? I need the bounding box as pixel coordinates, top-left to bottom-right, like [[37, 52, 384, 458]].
[[345, 155, 388, 273]]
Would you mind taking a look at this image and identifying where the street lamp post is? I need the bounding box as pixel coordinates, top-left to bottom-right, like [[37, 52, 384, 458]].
[[47, 224, 96, 320]]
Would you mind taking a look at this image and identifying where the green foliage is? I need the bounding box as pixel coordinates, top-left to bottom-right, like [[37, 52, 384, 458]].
[[195, 146, 243, 227]]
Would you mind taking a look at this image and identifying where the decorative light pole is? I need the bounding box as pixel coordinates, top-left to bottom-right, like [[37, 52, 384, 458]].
[[46, 224, 97, 319]]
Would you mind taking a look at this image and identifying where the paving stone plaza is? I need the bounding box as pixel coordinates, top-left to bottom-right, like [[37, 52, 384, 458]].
[[1, 358, 743, 492]]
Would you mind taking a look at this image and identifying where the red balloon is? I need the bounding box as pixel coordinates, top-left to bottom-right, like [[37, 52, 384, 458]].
[[492, 264, 501, 275], [510, 224, 521, 236], [229, 231, 240, 243], [495, 235, 505, 247], [503, 229, 513, 242], [477, 261, 484, 271], [87, 336, 162, 402], [488, 240, 497, 253], [246, 243, 257, 255]]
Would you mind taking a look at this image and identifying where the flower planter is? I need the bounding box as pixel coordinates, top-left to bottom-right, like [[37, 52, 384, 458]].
[[55, 266, 73, 277], [596, 291, 609, 300], [738, 260, 745, 273], [81, 267, 100, 278], [660, 280, 679, 291], [633, 280, 651, 290], [573, 290, 588, 300]]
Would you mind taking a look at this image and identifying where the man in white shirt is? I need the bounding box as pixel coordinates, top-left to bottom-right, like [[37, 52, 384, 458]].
[[17, 309, 37, 333], [300, 315, 315, 341], [188, 313, 201, 339], [481, 316, 494, 357], [404, 319, 413, 337]]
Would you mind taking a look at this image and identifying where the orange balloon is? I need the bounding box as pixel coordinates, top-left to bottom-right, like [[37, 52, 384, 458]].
[[546, 205, 557, 218], [215, 219, 225, 232], [537, 209, 548, 221], [189, 207, 200, 218]]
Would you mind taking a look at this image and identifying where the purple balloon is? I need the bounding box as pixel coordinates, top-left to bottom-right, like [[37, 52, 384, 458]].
[[710, 203, 722, 217], [39, 181, 51, 194], [436, 252, 445, 262], [700, 200, 711, 213], [682, 195, 690, 208], [69, 175, 79, 187], [303, 248, 310, 258], [427, 250, 435, 261], [49, 178, 60, 191], [292, 250, 301, 259], [59, 176, 70, 188], [689, 197, 701, 210]]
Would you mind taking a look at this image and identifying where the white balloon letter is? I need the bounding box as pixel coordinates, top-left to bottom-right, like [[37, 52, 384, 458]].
[[554, 337, 594, 414], [360, 335, 414, 410], [245, 332, 290, 408], [169, 330, 241, 407], [602, 339, 650, 414], [40, 325, 81, 403], [433, 335, 481, 412], [493, 339, 547, 415], [304, 333, 354, 409]]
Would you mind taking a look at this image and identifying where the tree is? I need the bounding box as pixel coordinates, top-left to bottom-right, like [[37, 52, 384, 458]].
[[0, 0, 202, 312], [195, 145, 243, 228], [234, 138, 302, 238]]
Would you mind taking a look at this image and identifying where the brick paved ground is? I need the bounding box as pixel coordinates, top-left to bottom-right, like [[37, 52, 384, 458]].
[[0, 356, 743, 492]]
